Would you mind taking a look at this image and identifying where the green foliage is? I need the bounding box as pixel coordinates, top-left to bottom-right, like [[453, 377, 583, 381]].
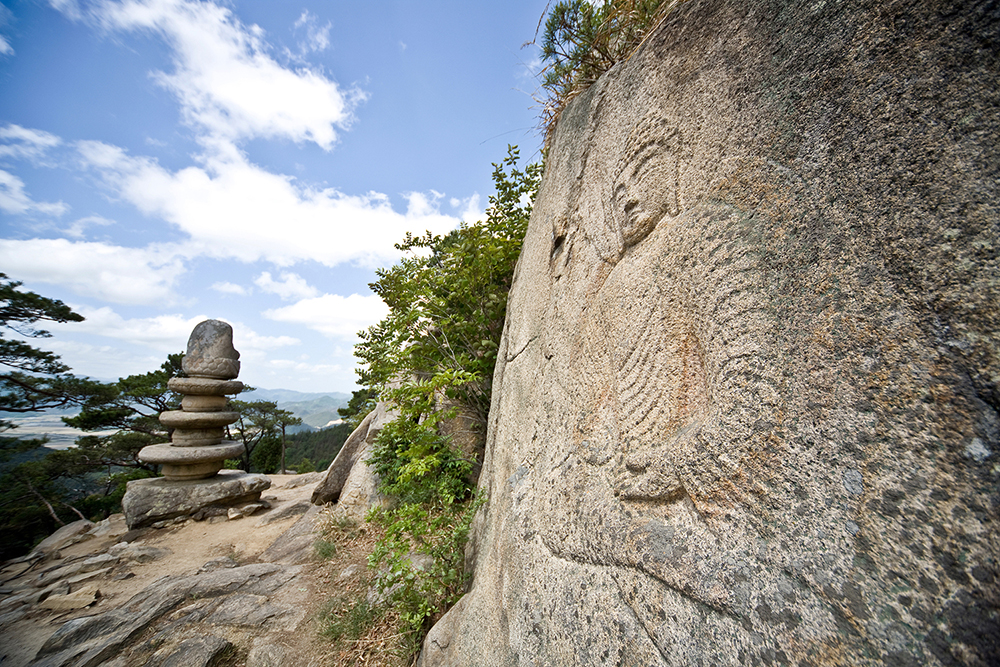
[[355, 147, 538, 646], [283, 422, 352, 471], [0, 272, 101, 430], [367, 495, 485, 635], [357, 146, 540, 491], [535, 0, 680, 142], [366, 417, 472, 506], [295, 457, 317, 473], [250, 433, 281, 474]]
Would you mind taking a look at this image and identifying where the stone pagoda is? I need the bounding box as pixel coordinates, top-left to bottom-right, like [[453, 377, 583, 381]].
[[122, 320, 270, 528], [138, 320, 246, 479]]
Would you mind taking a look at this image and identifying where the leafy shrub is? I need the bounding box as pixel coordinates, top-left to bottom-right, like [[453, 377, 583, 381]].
[[353, 147, 539, 646], [534, 0, 683, 143], [367, 495, 485, 633]]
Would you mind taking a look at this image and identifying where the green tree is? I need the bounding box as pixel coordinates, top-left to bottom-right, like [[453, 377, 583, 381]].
[[228, 399, 300, 473], [357, 147, 540, 640], [0, 274, 107, 559], [534, 0, 680, 142], [0, 272, 101, 438], [62, 353, 186, 473], [277, 408, 303, 474]]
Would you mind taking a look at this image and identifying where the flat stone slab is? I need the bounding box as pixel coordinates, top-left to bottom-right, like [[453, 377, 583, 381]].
[[122, 471, 271, 529], [137, 442, 244, 464]]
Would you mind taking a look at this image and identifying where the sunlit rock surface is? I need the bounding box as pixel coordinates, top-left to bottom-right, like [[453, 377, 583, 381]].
[[419, 1, 999, 665]]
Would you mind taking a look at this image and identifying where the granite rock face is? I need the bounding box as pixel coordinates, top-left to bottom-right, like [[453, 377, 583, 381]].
[[311, 402, 394, 521], [420, 1, 999, 666]]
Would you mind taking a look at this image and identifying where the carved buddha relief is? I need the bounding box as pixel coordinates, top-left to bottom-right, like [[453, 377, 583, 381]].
[[539, 105, 782, 616]]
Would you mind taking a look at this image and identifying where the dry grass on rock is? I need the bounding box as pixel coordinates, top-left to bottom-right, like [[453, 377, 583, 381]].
[[311, 508, 417, 667]]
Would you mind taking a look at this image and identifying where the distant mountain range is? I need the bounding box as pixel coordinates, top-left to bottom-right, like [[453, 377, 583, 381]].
[[243, 388, 352, 431], [1, 388, 354, 443]]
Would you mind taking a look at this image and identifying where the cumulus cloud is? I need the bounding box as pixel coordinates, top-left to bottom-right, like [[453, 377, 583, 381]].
[[254, 271, 318, 301], [77, 139, 463, 267], [54, 308, 209, 351], [45, 308, 299, 378], [264, 293, 388, 339], [87, 0, 363, 149], [0, 238, 185, 305], [0, 169, 69, 216], [53, 307, 297, 352]]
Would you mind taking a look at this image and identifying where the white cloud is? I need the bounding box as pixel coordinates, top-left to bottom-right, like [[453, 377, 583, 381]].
[[0, 124, 62, 161], [0, 238, 185, 305], [54, 308, 209, 351], [264, 293, 388, 339], [66, 214, 115, 238], [211, 281, 247, 296], [90, 0, 363, 149], [56, 308, 298, 353], [0, 35, 12, 56], [46, 308, 299, 376], [77, 139, 465, 268], [48, 0, 83, 21], [0, 169, 69, 216], [293, 10, 330, 56], [254, 271, 318, 301], [450, 193, 483, 222]]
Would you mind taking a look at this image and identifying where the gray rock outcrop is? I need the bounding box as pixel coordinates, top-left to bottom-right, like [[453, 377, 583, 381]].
[[420, 1, 999, 666], [311, 402, 394, 521]]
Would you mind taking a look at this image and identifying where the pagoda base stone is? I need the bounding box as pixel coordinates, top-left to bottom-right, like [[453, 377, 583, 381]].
[[122, 471, 271, 529]]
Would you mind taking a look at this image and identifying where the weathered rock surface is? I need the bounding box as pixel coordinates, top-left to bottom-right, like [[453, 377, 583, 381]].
[[1, 475, 325, 667], [26, 521, 94, 562], [311, 403, 393, 521], [122, 470, 270, 529], [420, 1, 1000, 666], [29, 563, 299, 667]]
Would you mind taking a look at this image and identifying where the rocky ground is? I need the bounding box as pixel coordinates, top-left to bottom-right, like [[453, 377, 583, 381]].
[[0, 473, 376, 667]]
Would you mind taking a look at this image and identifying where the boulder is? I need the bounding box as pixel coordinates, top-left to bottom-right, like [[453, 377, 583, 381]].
[[312, 402, 394, 517], [27, 520, 94, 560], [419, 1, 1000, 666], [311, 409, 376, 505], [121, 470, 270, 529]]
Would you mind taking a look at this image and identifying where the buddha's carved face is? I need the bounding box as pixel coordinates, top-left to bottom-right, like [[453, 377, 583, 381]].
[[611, 117, 681, 250]]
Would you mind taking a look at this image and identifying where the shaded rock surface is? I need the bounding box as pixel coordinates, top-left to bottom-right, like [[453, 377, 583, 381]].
[[420, 1, 1000, 666], [122, 470, 270, 529]]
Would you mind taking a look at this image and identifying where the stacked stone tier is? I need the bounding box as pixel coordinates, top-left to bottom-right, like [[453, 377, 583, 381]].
[[167, 378, 243, 395], [138, 442, 245, 464], [159, 410, 240, 430], [139, 376, 246, 480]]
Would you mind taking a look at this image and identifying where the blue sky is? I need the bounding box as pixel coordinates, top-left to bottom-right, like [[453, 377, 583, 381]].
[[0, 0, 547, 393]]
